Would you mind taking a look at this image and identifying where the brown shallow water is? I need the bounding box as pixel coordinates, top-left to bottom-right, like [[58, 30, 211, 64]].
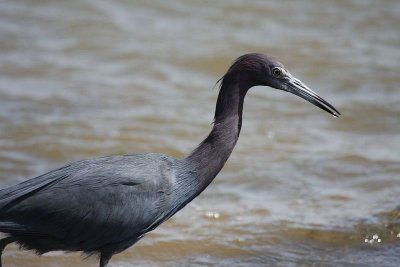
[[0, 0, 400, 266]]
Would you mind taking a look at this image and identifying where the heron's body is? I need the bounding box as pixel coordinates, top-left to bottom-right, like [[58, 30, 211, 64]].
[[1, 154, 179, 254], [0, 53, 340, 266]]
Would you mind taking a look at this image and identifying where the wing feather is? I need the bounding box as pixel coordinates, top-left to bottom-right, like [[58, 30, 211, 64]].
[[0, 154, 176, 251]]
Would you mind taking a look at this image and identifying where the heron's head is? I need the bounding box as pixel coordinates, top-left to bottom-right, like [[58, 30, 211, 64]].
[[223, 53, 341, 117]]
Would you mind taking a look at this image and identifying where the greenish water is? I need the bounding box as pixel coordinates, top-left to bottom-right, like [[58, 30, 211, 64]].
[[0, 0, 399, 266]]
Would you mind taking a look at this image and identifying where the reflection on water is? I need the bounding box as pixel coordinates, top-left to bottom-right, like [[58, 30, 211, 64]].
[[0, 0, 400, 266]]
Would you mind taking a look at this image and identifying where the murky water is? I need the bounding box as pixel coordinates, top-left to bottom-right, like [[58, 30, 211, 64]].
[[0, 0, 400, 266]]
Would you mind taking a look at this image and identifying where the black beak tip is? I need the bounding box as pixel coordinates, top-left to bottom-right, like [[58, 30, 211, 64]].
[[330, 109, 341, 118], [331, 107, 341, 118]]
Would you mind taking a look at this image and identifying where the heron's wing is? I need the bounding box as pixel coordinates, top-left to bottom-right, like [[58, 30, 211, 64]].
[[0, 154, 175, 248], [0, 221, 50, 237], [0, 166, 71, 209]]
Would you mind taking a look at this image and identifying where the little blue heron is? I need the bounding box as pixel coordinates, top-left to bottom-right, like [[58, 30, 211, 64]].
[[0, 53, 340, 267]]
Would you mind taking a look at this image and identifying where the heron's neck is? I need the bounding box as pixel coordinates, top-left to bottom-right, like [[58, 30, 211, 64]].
[[185, 77, 247, 190]]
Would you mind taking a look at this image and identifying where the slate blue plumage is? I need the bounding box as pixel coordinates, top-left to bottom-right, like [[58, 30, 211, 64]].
[[0, 53, 340, 267]]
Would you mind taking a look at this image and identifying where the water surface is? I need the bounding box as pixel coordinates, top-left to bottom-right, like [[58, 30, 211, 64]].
[[0, 0, 399, 266]]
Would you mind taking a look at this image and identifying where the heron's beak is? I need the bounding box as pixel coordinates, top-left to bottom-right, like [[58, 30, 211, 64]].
[[283, 74, 341, 117]]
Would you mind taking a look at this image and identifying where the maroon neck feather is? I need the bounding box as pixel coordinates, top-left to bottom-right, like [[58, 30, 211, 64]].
[[185, 71, 253, 191]]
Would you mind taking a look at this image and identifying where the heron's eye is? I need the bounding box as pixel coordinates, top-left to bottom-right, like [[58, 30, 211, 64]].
[[272, 67, 282, 77]]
